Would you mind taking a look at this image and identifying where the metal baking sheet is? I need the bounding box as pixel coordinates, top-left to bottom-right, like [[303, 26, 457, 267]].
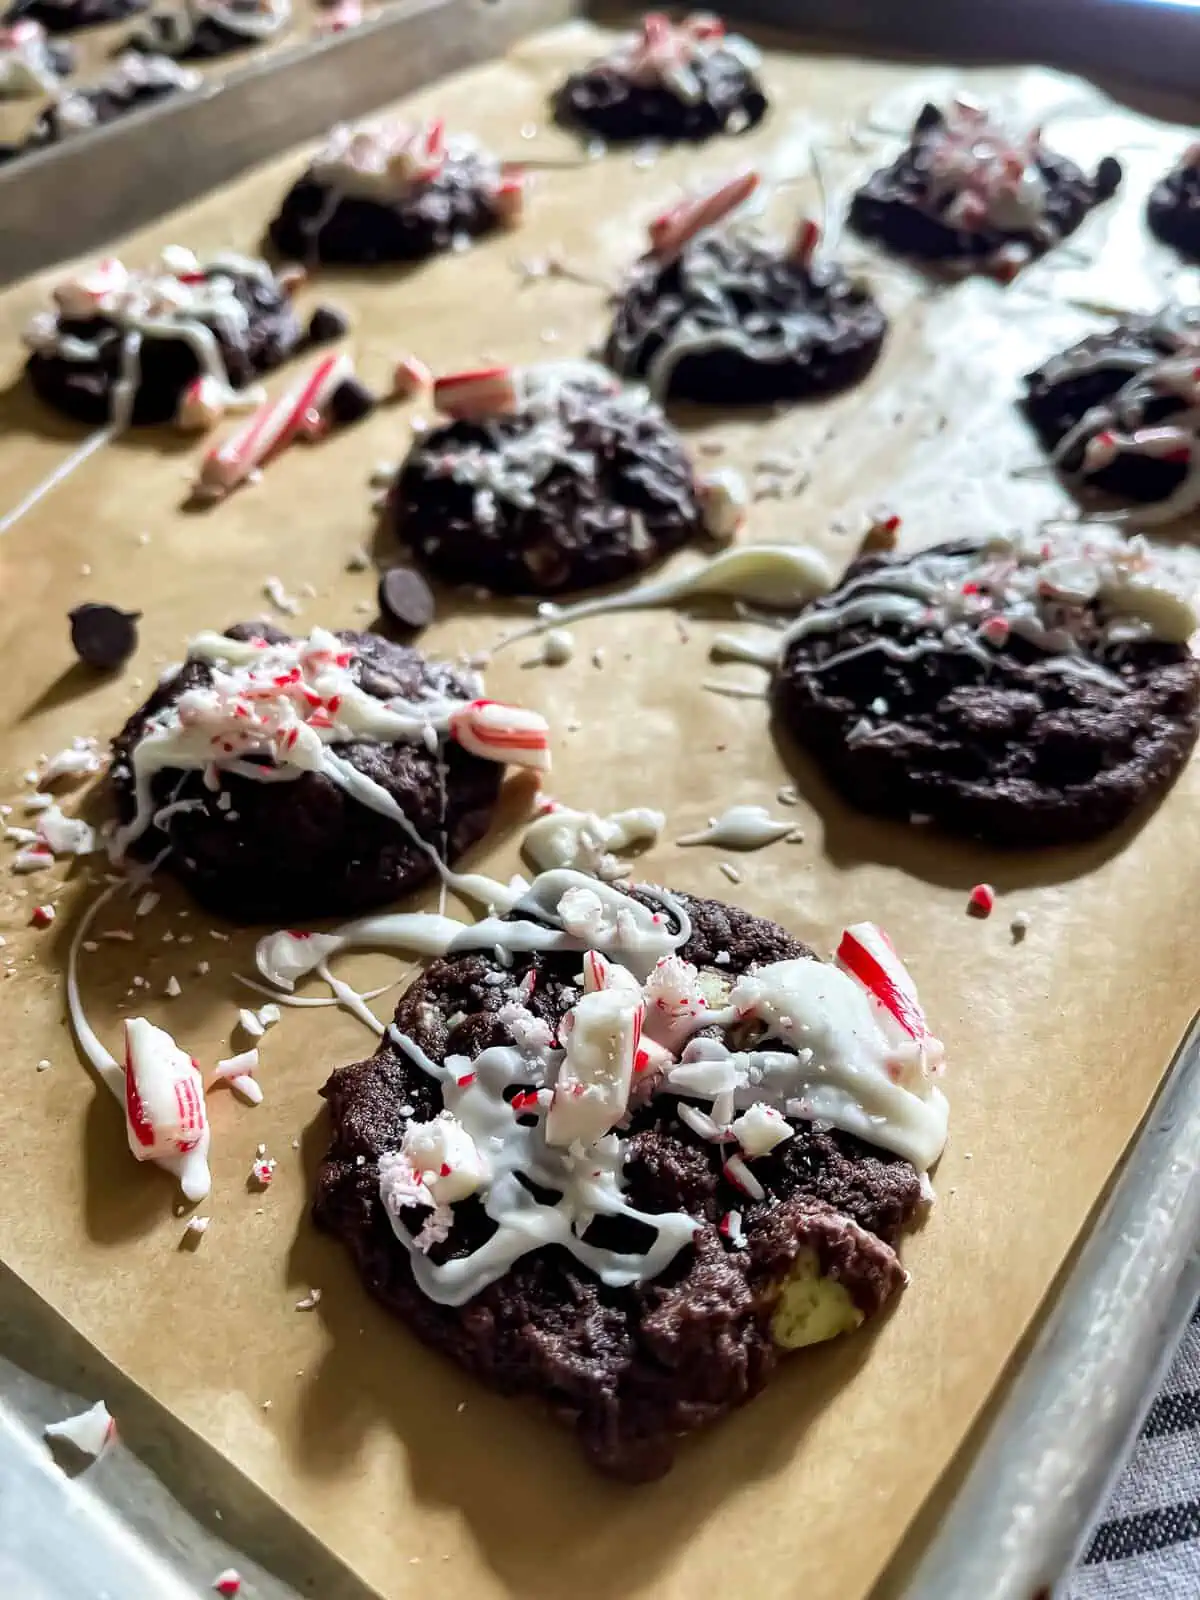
[[3, 8, 1200, 1600]]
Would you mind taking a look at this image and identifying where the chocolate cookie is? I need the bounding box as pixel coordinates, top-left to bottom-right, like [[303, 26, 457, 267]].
[[24, 248, 303, 429], [1021, 307, 1200, 523], [390, 361, 709, 595], [268, 116, 519, 266], [849, 98, 1121, 279], [16, 52, 198, 159], [108, 623, 547, 922], [772, 529, 1200, 846], [606, 181, 886, 404], [4, 0, 144, 31], [314, 877, 945, 1476], [1148, 147, 1200, 260], [125, 0, 289, 59], [554, 12, 767, 144]]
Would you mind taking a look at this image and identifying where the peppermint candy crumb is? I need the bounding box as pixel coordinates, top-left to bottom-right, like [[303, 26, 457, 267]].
[[967, 883, 995, 917]]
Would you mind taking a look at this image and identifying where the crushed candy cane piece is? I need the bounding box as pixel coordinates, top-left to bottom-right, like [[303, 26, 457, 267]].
[[432, 365, 518, 420], [648, 169, 759, 260], [257, 1002, 281, 1028], [164, 975, 182, 998], [212, 1569, 242, 1597], [402, 1111, 492, 1203], [295, 1288, 322, 1311], [391, 353, 433, 400], [12, 845, 53, 874], [44, 1400, 115, 1460], [1010, 910, 1030, 939], [836, 923, 933, 1046], [238, 1007, 266, 1040], [124, 1017, 208, 1162], [723, 1150, 765, 1200], [697, 467, 748, 543], [183, 1215, 210, 1242], [719, 1209, 746, 1248], [449, 698, 551, 770], [731, 1101, 793, 1157], [176, 375, 227, 433], [196, 351, 354, 500], [39, 739, 102, 788], [788, 216, 821, 268], [30, 903, 55, 927], [968, 883, 995, 918], [546, 986, 644, 1147], [491, 171, 526, 227], [250, 1154, 277, 1186]]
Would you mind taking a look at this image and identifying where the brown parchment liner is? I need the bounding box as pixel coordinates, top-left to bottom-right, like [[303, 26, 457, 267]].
[[0, 23, 1198, 1599]]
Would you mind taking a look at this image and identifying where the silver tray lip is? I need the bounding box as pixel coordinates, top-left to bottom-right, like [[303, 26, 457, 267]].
[[895, 1011, 1200, 1600], [3, 1, 1200, 1595]]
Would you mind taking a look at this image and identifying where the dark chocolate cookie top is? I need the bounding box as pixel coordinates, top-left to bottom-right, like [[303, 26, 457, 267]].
[[4, 0, 144, 31], [267, 117, 520, 266], [1148, 144, 1200, 261], [109, 622, 547, 922], [124, 0, 289, 59], [850, 97, 1121, 279], [773, 529, 1200, 846], [1022, 306, 1200, 524], [554, 11, 767, 144], [606, 187, 887, 405], [23, 247, 303, 429], [390, 361, 709, 595], [314, 876, 939, 1474]]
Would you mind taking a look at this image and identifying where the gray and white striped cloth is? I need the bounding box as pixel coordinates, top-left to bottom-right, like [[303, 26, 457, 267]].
[[1065, 1304, 1200, 1597]]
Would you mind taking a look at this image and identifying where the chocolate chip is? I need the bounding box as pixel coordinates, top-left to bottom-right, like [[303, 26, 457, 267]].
[[377, 567, 435, 634], [329, 378, 377, 427], [307, 304, 350, 344], [1095, 155, 1123, 199], [69, 603, 140, 670]]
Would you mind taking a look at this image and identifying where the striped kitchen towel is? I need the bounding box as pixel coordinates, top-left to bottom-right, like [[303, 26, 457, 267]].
[[1064, 1304, 1200, 1597]]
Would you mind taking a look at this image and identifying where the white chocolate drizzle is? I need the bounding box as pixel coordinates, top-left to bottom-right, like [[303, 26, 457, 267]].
[[497, 543, 834, 652], [676, 804, 796, 849], [777, 525, 1199, 693], [595, 13, 761, 108], [522, 803, 664, 880], [23, 248, 281, 430], [1040, 305, 1200, 525], [249, 868, 948, 1305], [913, 98, 1052, 240]]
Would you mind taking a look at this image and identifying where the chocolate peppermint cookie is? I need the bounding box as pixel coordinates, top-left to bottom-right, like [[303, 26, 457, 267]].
[[606, 171, 886, 404], [23, 248, 304, 429], [268, 116, 522, 266], [311, 872, 946, 1476], [4, 0, 143, 30], [1148, 146, 1200, 260], [772, 528, 1200, 846], [16, 52, 197, 159], [850, 97, 1121, 279], [1021, 307, 1200, 524], [554, 11, 767, 144], [125, 0, 288, 59], [109, 623, 549, 922], [390, 361, 716, 596]]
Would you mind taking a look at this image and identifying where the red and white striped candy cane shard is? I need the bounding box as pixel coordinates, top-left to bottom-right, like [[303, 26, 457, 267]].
[[196, 351, 353, 499], [583, 949, 612, 993], [789, 217, 821, 269], [448, 698, 551, 770], [647, 169, 759, 259], [835, 923, 931, 1043], [123, 1016, 209, 1162], [432, 365, 519, 420], [391, 353, 433, 400], [491, 171, 526, 228]]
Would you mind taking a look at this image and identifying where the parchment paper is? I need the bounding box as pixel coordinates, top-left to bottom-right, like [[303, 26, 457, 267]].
[[1, 23, 1198, 1599]]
